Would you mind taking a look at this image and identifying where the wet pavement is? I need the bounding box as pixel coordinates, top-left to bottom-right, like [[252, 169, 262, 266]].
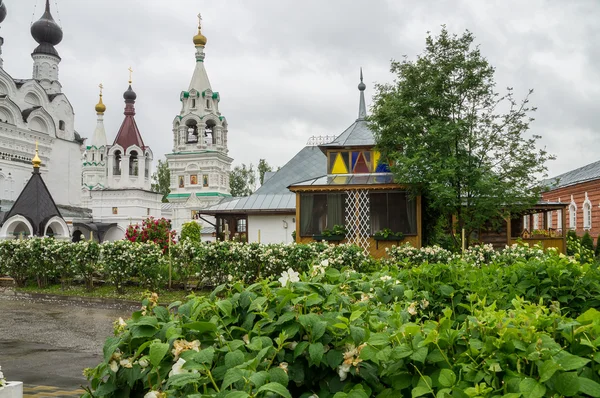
[[0, 290, 138, 396]]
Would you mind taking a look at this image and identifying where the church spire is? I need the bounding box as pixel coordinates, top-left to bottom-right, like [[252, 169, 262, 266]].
[[91, 83, 107, 148], [357, 68, 366, 121], [113, 69, 145, 150], [30, 0, 63, 92]]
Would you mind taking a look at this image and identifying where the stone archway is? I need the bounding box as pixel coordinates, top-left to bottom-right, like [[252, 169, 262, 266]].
[[0, 215, 33, 239], [44, 216, 70, 240]]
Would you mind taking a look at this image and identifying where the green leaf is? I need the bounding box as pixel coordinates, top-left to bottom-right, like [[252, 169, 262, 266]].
[[555, 372, 580, 396], [309, 342, 324, 365], [312, 321, 327, 341], [326, 349, 344, 369], [225, 350, 245, 368], [250, 370, 269, 388], [269, 367, 289, 386], [519, 378, 546, 398], [194, 347, 214, 364], [350, 310, 365, 322], [152, 306, 169, 322], [538, 359, 560, 382], [411, 386, 430, 397], [166, 373, 204, 388], [216, 300, 233, 317], [293, 341, 309, 359], [578, 377, 600, 397], [103, 336, 120, 362], [222, 368, 244, 390], [183, 321, 217, 334], [224, 392, 250, 398], [134, 316, 158, 328], [257, 382, 292, 398], [438, 369, 456, 388], [249, 296, 268, 312], [439, 285, 454, 297], [410, 346, 428, 363], [577, 308, 600, 324], [130, 325, 158, 339], [305, 293, 323, 307], [368, 333, 390, 347], [149, 342, 169, 366], [350, 326, 366, 344], [555, 352, 591, 371]]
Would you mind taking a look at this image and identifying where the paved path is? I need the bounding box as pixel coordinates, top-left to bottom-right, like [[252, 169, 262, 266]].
[[0, 291, 138, 397]]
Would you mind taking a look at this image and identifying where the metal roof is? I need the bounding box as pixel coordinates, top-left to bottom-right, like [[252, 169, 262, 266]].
[[201, 193, 296, 214], [319, 119, 375, 148], [543, 159, 600, 190], [290, 173, 395, 187], [254, 146, 327, 195]]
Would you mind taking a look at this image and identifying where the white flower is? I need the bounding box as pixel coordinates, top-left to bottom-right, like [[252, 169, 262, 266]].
[[118, 317, 126, 327], [109, 360, 119, 372], [144, 391, 161, 398], [227, 274, 234, 282], [120, 358, 133, 368], [338, 362, 351, 381], [278, 268, 300, 286], [320, 259, 329, 267], [169, 358, 187, 376], [407, 302, 418, 316], [138, 358, 149, 368], [308, 395, 319, 398], [380, 275, 392, 281]]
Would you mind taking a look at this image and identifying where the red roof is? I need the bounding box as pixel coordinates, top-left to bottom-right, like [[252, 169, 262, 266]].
[[112, 93, 145, 150]]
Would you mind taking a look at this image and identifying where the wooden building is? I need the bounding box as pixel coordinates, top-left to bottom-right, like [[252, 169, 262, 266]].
[[288, 71, 422, 257]]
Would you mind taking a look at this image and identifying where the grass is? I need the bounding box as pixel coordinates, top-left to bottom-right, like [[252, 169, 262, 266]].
[[15, 283, 202, 304]]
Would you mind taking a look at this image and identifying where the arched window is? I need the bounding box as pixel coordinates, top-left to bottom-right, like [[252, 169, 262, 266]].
[[205, 119, 216, 145], [186, 120, 198, 143], [583, 194, 592, 230], [569, 200, 577, 230], [145, 152, 150, 178], [59, 120, 65, 131], [129, 150, 139, 176], [191, 99, 196, 108], [114, 150, 122, 175]]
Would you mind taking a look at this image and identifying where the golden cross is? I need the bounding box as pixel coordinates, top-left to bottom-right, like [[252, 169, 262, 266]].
[[128, 67, 133, 84], [197, 13, 202, 27], [98, 83, 103, 95]]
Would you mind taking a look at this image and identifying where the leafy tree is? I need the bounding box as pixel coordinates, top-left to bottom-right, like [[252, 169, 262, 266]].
[[595, 235, 600, 258], [151, 159, 171, 203], [180, 221, 201, 242], [125, 217, 176, 253], [370, 27, 554, 245], [257, 158, 273, 185], [229, 163, 256, 197], [581, 232, 594, 252]]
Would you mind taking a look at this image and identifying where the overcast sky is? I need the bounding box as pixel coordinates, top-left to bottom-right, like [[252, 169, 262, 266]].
[[2, 0, 599, 179]]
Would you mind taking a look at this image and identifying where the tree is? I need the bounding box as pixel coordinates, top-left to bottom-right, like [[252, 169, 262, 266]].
[[151, 159, 171, 202], [257, 158, 273, 185], [125, 217, 176, 253], [230, 163, 256, 197], [180, 221, 202, 242], [370, 27, 554, 246]]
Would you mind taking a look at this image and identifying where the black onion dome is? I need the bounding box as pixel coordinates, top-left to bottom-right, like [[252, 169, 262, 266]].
[[32, 42, 59, 57], [30, 1, 63, 46], [0, 1, 7, 25], [123, 85, 137, 101]]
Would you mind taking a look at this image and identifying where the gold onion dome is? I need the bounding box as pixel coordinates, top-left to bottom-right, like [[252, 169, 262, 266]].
[[95, 94, 106, 114], [32, 142, 41, 168], [193, 29, 207, 46]]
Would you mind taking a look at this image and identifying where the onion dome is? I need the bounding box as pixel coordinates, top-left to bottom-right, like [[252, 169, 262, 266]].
[[31, 0, 63, 57], [0, 1, 7, 25], [123, 85, 136, 101], [32, 141, 42, 169], [95, 94, 106, 114]]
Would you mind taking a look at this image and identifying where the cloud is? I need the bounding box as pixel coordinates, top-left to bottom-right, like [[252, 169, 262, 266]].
[[1, 0, 598, 177]]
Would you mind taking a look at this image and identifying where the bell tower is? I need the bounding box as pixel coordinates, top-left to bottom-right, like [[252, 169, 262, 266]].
[[166, 14, 233, 233]]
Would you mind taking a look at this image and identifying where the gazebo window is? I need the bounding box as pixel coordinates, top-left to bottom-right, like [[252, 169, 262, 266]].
[[583, 195, 592, 230], [237, 218, 247, 233], [113, 150, 122, 175], [547, 211, 553, 229], [370, 192, 416, 235], [569, 202, 577, 230], [299, 193, 346, 236], [129, 151, 139, 176], [557, 209, 562, 232]]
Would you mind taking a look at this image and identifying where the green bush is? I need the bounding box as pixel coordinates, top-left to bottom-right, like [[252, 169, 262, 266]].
[[582, 231, 595, 251], [596, 235, 600, 258], [83, 261, 600, 397], [180, 221, 201, 243]]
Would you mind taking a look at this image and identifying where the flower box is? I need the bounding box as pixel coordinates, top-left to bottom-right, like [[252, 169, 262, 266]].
[[312, 234, 345, 242], [1, 381, 24, 398], [373, 235, 405, 242]]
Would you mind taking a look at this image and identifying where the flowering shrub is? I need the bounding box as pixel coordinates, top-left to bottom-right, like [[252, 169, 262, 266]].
[[0, 239, 32, 287], [0, 365, 5, 390], [101, 240, 137, 294], [126, 217, 176, 253], [72, 240, 101, 290], [386, 243, 454, 266], [83, 260, 600, 397]]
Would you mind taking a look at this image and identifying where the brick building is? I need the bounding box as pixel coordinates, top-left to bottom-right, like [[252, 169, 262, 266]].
[[542, 160, 600, 239]]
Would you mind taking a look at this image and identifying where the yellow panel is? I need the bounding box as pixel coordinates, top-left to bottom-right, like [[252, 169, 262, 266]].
[[332, 152, 348, 174], [372, 151, 381, 172]]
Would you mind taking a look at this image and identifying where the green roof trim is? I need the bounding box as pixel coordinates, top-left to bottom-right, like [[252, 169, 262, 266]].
[[166, 193, 192, 199], [83, 161, 105, 166], [212, 92, 219, 99], [183, 91, 190, 98], [196, 192, 232, 198]]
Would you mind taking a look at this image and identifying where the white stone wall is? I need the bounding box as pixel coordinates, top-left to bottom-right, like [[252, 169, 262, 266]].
[[248, 214, 296, 244]]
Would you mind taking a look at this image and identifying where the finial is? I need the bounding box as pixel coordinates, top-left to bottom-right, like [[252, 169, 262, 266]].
[[193, 13, 208, 46], [358, 67, 366, 91], [128, 67, 133, 84], [197, 13, 202, 28], [96, 83, 106, 114], [45, 0, 50, 13], [32, 140, 42, 168]]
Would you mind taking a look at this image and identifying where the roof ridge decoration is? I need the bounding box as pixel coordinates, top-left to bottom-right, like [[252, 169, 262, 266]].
[[113, 72, 145, 150]]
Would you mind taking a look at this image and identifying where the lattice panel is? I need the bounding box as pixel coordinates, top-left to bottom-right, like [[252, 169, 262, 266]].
[[345, 190, 370, 251]]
